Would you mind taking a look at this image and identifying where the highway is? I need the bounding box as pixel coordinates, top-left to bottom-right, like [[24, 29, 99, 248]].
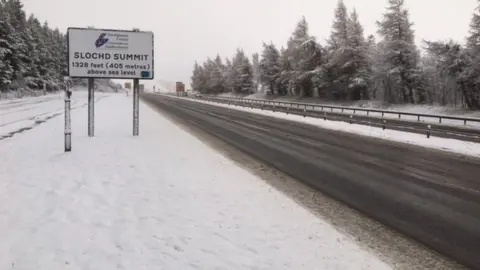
[[142, 93, 480, 269]]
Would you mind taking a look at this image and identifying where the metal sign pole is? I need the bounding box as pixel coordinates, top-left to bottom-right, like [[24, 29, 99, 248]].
[[133, 78, 140, 136], [64, 77, 72, 152], [132, 28, 140, 136], [88, 78, 95, 136]]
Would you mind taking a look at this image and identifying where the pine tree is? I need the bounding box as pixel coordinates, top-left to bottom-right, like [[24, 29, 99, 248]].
[[0, 5, 14, 90], [284, 17, 318, 96], [230, 49, 253, 94], [277, 47, 292, 96], [191, 61, 206, 93], [1, 0, 27, 81], [376, 0, 425, 103], [251, 53, 260, 92], [327, 0, 348, 50], [224, 57, 233, 92], [259, 42, 280, 94], [324, 0, 350, 99], [459, 0, 480, 109], [209, 55, 226, 93], [345, 9, 371, 99]]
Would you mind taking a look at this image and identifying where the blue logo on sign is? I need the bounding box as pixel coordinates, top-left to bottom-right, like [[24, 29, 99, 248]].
[[95, 33, 109, 48], [141, 71, 150, 78]]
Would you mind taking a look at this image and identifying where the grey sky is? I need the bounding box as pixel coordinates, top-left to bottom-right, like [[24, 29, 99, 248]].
[[23, 0, 478, 87]]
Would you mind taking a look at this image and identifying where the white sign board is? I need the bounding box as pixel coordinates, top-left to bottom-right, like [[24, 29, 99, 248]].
[[67, 28, 154, 79]]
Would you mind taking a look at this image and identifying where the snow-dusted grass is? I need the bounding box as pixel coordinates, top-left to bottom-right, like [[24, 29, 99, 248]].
[[0, 93, 390, 269], [169, 95, 480, 157]]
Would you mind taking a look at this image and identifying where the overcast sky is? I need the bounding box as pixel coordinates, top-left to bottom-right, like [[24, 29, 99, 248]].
[[23, 0, 478, 88]]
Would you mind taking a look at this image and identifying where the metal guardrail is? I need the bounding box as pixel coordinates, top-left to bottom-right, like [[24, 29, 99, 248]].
[[204, 95, 480, 127], [153, 93, 480, 142]]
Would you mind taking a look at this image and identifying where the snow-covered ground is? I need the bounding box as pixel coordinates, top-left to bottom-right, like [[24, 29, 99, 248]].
[[0, 90, 109, 140], [169, 95, 480, 157], [0, 93, 390, 269]]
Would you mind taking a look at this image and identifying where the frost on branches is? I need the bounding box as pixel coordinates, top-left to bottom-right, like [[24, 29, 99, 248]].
[[190, 0, 480, 109]]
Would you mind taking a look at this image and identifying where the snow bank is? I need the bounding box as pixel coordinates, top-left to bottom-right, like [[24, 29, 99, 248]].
[[0, 93, 390, 269], [174, 96, 480, 157]]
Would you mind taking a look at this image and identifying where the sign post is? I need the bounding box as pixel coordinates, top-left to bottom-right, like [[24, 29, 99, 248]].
[[133, 79, 139, 135], [64, 77, 72, 152], [67, 27, 154, 142], [88, 78, 94, 137]]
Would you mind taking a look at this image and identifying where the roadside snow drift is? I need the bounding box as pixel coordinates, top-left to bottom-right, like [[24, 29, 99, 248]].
[[0, 93, 390, 269]]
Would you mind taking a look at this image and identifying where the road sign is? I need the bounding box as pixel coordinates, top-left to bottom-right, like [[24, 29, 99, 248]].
[[67, 28, 154, 79], [176, 82, 185, 92]]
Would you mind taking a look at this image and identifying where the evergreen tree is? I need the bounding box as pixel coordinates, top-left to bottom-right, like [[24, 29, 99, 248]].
[[460, 0, 480, 109], [251, 52, 260, 92], [0, 5, 14, 90], [376, 0, 425, 103], [345, 9, 371, 99], [259, 42, 280, 94], [327, 0, 348, 50], [324, 0, 350, 99]]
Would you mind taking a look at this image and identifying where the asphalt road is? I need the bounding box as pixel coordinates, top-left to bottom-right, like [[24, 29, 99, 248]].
[[142, 93, 480, 269]]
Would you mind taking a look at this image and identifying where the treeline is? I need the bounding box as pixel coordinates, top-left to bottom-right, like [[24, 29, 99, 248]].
[[0, 0, 68, 92], [191, 0, 480, 109]]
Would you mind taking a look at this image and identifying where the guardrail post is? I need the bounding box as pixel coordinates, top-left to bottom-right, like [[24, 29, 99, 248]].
[[427, 125, 431, 138], [417, 115, 420, 121], [382, 119, 386, 130], [349, 115, 353, 124], [398, 113, 401, 119], [464, 119, 467, 125], [286, 107, 289, 114], [324, 112, 327, 120], [439, 117, 442, 124]]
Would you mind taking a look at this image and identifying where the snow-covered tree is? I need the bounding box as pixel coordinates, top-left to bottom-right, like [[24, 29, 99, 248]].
[[459, 0, 480, 109], [283, 17, 320, 96], [0, 5, 14, 90], [230, 49, 253, 94], [345, 9, 371, 99], [327, 0, 348, 50], [191, 61, 206, 93], [376, 0, 425, 103], [259, 42, 280, 94], [251, 53, 260, 92], [208, 55, 226, 93]]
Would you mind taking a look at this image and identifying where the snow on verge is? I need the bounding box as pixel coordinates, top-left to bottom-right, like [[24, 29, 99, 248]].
[[170, 95, 480, 158], [0, 91, 108, 139], [0, 93, 390, 270]]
